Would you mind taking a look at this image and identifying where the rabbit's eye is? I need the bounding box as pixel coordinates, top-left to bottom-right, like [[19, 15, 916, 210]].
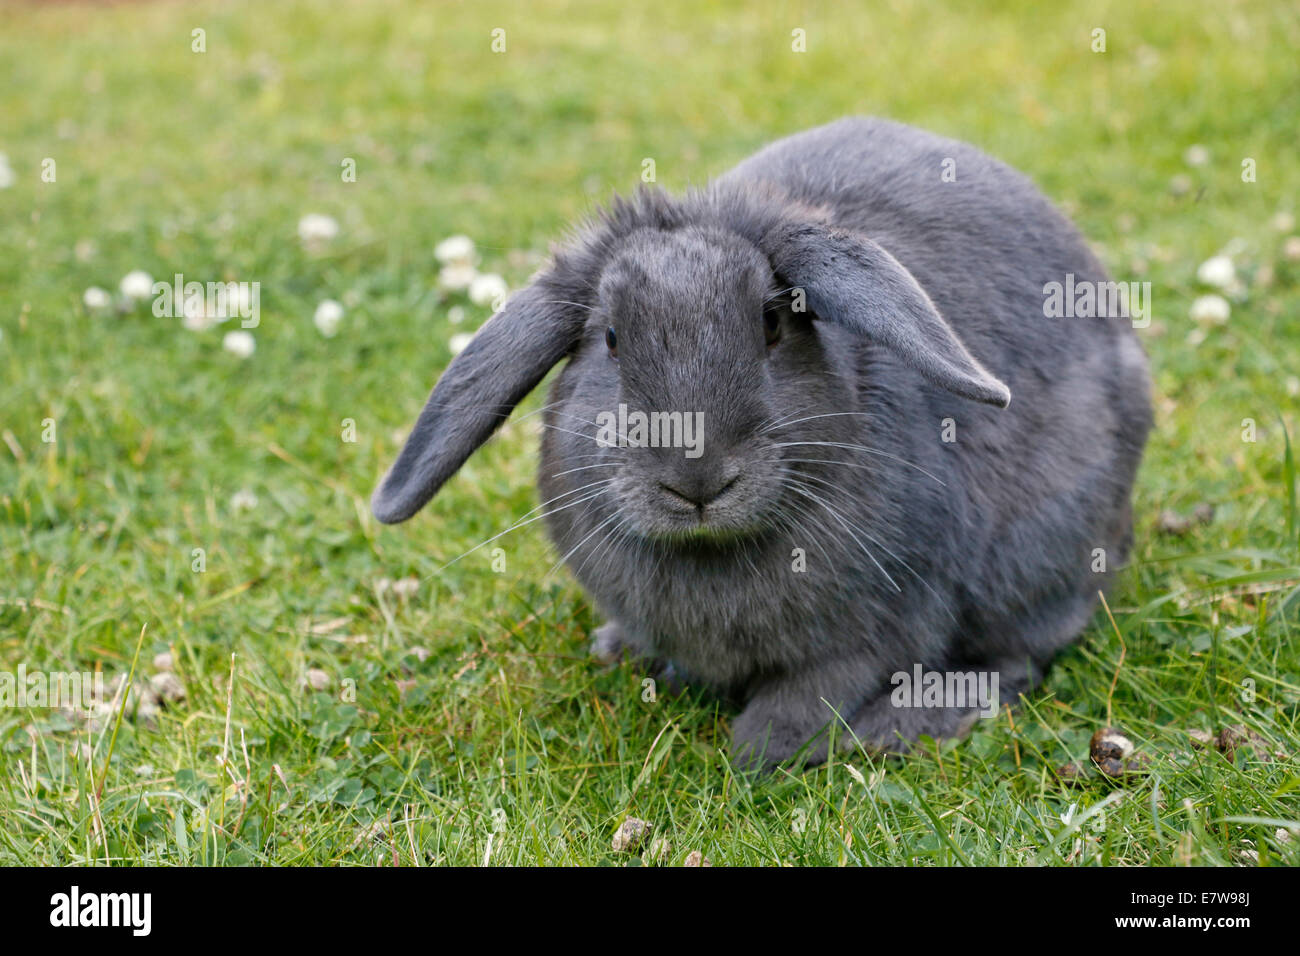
[[605, 326, 618, 359], [763, 311, 781, 347]]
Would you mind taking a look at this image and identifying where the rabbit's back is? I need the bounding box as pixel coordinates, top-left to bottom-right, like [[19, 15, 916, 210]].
[[721, 116, 1123, 364], [723, 117, 1152, 658]]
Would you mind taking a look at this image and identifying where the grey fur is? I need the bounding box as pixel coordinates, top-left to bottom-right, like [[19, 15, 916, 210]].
[[372, 117, 1152, 771]]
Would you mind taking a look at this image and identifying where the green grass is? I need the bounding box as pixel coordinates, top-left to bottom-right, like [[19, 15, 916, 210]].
[[2, 0, 1298, 866]]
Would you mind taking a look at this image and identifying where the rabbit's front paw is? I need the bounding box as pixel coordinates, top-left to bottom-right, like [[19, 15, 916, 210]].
[[589, 621, 656, 665], [730, 702, 835, 773], [590, 622, 628, 665], [590, 622, 690, 698]]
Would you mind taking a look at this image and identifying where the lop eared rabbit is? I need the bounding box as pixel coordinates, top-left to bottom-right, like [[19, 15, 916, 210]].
[[373, 118, 1152, 770]]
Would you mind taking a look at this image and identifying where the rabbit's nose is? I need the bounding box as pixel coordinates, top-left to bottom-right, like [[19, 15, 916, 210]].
[[658, 471, 740, 509]]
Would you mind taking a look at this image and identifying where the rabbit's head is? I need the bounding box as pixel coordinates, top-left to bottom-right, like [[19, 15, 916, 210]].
[[371, 185, 1010, 534]]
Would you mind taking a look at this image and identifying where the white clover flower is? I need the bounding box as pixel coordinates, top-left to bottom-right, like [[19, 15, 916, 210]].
[[1196, 255, 1235, 289], [1272, 211, 1295, 233], [1189, 294, 1230, 324], [468, 273, 508, 309], [434, 234, 476, 265], [83, 286, 111, 310], [439, 262, 477, 291], [222, 330, 256, 357], [119, 270, 155, 301], [230, 488, 259, 511], [1183, 145, 1210, 167], [448, 305, 466, 324], [314, 299, 344, 337], [0, 160, 14, 190], [448, 331, 474, 355], [297, 213, 340, 245], [391, 577, 420, 599], [1284, 236, 1300, 262]]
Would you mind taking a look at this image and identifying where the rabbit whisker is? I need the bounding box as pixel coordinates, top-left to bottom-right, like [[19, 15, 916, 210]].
[[784, 470, 956, 621], [779, 456, 880, 473], [577, 512, 636, 580], [771, 440, 947, 487], [512, 477, 617, 523], [759, 399, 826, 434], [536, 422, 602, 444], [766, 500, 833, 566], [546, 510, 623, 580], [431, 482, 613, 574], [759, 410, 882, 434], [780, 480, 901, 592], [762, 285, 802, 304], [550, 462, 620, 478], [537, 299, 598, 313]]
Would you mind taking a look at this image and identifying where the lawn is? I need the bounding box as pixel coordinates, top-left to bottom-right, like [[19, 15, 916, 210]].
[[1, 0, 1297, 866]]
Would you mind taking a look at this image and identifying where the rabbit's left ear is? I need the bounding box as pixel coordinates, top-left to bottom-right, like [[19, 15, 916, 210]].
[[768, 224, 1011, 407], [371, 281, 584, 524]]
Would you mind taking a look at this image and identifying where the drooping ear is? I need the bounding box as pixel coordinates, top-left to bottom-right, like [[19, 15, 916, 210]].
[[372, 281, 584, 524], [768, 224, 1011, 407]]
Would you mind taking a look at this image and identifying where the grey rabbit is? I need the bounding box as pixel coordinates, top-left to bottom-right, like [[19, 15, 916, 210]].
[[372, 117, 1152, 770]]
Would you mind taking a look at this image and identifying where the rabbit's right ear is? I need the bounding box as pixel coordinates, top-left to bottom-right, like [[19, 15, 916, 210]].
[[766, 223, 1011, 408], [371, 281, 584, 524]]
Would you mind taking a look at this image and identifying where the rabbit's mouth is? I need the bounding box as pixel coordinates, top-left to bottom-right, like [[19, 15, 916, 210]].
[[614, 467, 778, 543]]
